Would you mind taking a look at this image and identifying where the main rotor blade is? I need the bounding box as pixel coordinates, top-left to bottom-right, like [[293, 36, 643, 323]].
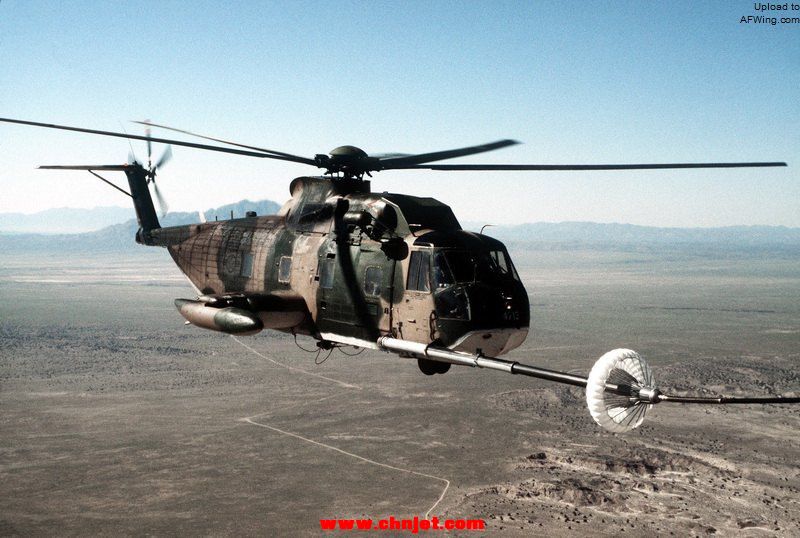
[[370, 152, 411, 159], [392, 162, 788, 171], [134, 120, 312, 162], [0, 118, 317, 166], [378, 139, 520, 168]]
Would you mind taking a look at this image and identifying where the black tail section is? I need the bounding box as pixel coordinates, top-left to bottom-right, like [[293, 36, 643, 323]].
[[124, 164, 160, 244], [37, 163, 161, 246]]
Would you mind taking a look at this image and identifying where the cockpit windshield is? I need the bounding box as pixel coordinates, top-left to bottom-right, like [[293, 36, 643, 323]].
[[433, 248, 519, 288]]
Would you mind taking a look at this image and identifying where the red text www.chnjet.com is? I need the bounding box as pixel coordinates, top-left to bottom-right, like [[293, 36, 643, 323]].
[[321, 516, 485, 533]]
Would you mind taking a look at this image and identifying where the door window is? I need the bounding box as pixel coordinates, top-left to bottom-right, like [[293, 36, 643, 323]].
[[406, 251, 431, 292], [320, 256, 336, 289], [278, 256, 292, 283], [364, 266, 382, 296]]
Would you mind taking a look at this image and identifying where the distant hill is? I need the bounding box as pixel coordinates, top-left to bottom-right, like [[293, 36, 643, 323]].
[[0, 206, 135, 234], [0, 199, 282, 235], [0, 199, 281, 253], [465, 222, 800, 248], [2, 201, 799, 255], [200, 199, 281, 223]]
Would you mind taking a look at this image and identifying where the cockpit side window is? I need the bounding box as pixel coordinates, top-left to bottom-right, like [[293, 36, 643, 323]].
[[489, 250, 508, 273], [433, 252, 455, 289], [443, 251, 475, 283], [491, 249, 520, 281], [407, 251, 431, 292], [431, 248, 521, 285]]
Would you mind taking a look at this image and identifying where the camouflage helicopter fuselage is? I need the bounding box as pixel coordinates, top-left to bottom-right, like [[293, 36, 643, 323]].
[[138, 172, 530, 358]]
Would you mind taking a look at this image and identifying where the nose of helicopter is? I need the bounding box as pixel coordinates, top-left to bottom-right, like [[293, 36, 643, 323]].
[[437, 282, 530, 356], [448, 326, 530, 356]]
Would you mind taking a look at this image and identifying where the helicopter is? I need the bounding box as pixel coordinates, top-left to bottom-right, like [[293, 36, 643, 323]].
[[1, 116, 797, 433]]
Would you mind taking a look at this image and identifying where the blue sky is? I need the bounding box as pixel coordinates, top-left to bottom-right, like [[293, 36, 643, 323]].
[[1, 1, 797, 226]]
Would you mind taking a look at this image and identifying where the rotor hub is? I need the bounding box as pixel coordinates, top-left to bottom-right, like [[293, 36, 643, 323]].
[[320, 145, 380, 180], [329, 145, 368, 158]]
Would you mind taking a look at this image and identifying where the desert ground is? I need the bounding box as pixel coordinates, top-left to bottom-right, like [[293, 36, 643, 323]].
[[1, 245, 799, 536]]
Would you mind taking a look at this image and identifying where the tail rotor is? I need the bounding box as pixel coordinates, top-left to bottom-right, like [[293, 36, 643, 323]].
[[134, 121, 172, 217]]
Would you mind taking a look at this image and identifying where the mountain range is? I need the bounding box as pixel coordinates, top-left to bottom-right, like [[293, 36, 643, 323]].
[[465, 221, 800, 248], [0, 199, 280, 253], [0, 206, 136, 234], [2, 199, 799, 253]]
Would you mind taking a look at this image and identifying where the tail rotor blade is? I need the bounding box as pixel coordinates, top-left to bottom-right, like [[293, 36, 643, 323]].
[[141, 122, 171, 218], [155, 145, 172, 170], [145, 122, 153, 169], [152, 181, 169, 217]]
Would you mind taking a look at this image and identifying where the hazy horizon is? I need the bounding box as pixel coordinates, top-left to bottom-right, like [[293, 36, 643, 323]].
[[3, 202, 800, 234]]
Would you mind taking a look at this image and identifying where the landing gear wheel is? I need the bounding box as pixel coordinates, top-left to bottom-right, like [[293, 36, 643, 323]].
[[418, 358, 451, 375]]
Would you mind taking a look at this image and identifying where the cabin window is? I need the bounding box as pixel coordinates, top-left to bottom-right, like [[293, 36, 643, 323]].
[[406, 251, 431, 292], [287, 202, 335, 233], [320, 256, 336, 289], [298, 203, 333, 223], [240, 230, 253, 249], [240, 252, 254, 278], [278, 256, 292, 283], [364, 266, 382, 296]]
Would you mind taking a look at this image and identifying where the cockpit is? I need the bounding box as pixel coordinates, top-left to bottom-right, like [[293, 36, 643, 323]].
[[432, 248, 520, 288], [406, 231, 529, 351], [408, 244, 520, 288], [407, 247, 522, 320]]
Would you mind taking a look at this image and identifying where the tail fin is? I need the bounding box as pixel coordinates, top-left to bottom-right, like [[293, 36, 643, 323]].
[[39, 163, 160, 245], [124, 164, 160, 244]]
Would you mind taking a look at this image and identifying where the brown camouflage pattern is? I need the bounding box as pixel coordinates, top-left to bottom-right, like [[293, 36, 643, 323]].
[[129, 168, 529, 354]]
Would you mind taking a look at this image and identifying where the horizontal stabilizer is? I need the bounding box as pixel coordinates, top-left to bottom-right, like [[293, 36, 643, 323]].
[[39, 165, 131, 171]]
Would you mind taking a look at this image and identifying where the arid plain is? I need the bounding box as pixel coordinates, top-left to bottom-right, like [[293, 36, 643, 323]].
[[2, 245, 799, 536]]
